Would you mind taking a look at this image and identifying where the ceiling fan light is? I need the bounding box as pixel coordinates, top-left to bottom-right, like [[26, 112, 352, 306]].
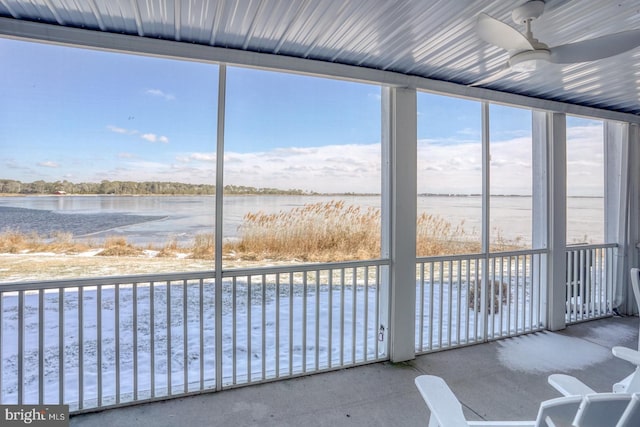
[[509, 50, 551, 72]]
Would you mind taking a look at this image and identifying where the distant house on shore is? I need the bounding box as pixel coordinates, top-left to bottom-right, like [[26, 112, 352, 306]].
[[53, 190, 67, 195]]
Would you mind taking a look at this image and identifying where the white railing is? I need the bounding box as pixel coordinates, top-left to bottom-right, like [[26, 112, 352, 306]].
[[0, 260, 388, 413], [0, 245, 618, 412], [415, 249, 546, 353], [565, 243, 617, 323]]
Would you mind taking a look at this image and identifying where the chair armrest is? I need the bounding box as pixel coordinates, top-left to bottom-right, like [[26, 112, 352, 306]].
[[613, 346, 640, 366], [415, 375, 469, 427], [467, 423, 535, 427], [548, 374, 596, 396]]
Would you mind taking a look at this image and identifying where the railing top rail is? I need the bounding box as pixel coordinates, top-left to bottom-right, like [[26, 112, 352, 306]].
[[0, 270, 217, 292], [417, 248, 547, 263], [221, 258, 390, 277], [565, 242, 618, 251], [0, 258, 391, 292]]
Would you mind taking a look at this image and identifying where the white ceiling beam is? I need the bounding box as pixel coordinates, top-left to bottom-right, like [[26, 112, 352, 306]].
[[0, 17, 638, 124]]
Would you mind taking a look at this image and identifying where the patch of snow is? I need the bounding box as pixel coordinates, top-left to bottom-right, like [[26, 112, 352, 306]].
[[497, 331, 611, 374], [586, 323, 637, 345], [143, 249, 159, 257], [78, 249, 103, 257]]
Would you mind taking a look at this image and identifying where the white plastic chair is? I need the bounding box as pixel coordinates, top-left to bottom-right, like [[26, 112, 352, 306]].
[[415, 375, 583, 427], [548, 347, 640, 396], [611, 268, 640, 393], [548, 268, 640, 396], [617, 393, 640, 427], [571, 392, 632, 427]]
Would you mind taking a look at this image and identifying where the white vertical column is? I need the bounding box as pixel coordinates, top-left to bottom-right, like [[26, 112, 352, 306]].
[[532, 111, 549, 327], [381, 86, 417, 362], [215, 64, 226, 390], [547, 112, 567, 330], [480, 103, 490, 339], [627, 124, 640, 314], [604, 121, 631, 311]]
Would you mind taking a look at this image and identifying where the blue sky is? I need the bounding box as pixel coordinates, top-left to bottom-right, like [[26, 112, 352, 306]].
[[0, 37, 604, 195]]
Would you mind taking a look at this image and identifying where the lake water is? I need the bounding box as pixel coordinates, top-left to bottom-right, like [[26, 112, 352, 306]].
[[0, 195, 604, 246]]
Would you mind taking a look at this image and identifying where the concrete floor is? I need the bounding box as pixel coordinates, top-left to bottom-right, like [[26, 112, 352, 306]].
[[70, 316, 639, 427]]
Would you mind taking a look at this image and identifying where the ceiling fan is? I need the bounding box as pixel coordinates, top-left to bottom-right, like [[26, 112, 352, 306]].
[[473, 0, 640, 86]]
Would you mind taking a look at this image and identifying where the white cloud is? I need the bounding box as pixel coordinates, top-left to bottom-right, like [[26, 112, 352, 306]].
[[87, 123, 603, 195], [141, 133, 169, 143], [221, 144, 382, 193], [416, 124, 604, 196], [145, 88, 175, 101], [37, 161, 59, 168], [108, 125, 169, 144], [107, 125, 128, 134], [107, 125, 138, 135]]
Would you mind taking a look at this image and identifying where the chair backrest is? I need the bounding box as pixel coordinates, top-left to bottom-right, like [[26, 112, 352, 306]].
[[617, 393, 640, 427], [535, 395, 583, 427], [573, 393, 632, 427]]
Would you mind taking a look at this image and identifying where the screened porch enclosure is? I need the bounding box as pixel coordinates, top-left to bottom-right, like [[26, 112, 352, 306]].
[[2, 2, 640, 416]]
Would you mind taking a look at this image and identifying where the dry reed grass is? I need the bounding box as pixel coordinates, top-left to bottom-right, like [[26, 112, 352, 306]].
[[227, 200, 381, 262], [97, 236, 144, 257], [0, 201, 524, 262], [0, 230, 90, 254]]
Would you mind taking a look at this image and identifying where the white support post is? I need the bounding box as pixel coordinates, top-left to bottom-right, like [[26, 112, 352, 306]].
[[627, 124, 640, 314], [381, 86, 417, 362], [481, 102, 490, 340], [536, 112, 567, 331], [604, 121, 632, 312], [214, 64, 226, 390], [532, 111, 549, 326]]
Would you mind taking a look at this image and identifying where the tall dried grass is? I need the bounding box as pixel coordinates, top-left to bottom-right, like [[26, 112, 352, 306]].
[[0, 202, 524, 262], [227, 200, 381, 262], [97, 236, 144, 257], [0, 230, 90, 254]]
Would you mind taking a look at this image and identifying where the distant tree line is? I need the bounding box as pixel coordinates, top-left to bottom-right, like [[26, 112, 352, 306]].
[[0, 179, 314, 196]]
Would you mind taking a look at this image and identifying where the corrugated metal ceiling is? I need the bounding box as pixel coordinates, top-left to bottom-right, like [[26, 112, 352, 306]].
[[1, 0, 639, 115]]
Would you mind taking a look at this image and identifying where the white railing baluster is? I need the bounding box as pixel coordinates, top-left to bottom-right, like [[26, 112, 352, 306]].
[[456, 261, 461, 345], [133, 282, 138, 401], [288, 272, 293, 376], [58, 289, 64, 405], [364, 266, 370, 361], [96, 285, 102, 407], [77, 286, 83, 409], [314, 270, 320, 370], [428, 262, 434, 350], [198, 279, 204, 390], [17, 290, 24, 405], [340, 269, 345, 367], [302, 271, 307, 373], [149, 281, 155, 399], [38, 289, 44, 404], [182, 280, 188, 393], [275, 274, 281, 377], [246, 275, 252, 382], [115, 283, 121, 404], [351, 267, 357, 364], [166, 281, 172, 395]]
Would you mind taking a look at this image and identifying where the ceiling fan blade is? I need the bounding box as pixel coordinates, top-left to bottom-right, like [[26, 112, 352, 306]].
[[550, 29, 640, 63], [470, 64, 513, 87], [476, 13, 535, 52]]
